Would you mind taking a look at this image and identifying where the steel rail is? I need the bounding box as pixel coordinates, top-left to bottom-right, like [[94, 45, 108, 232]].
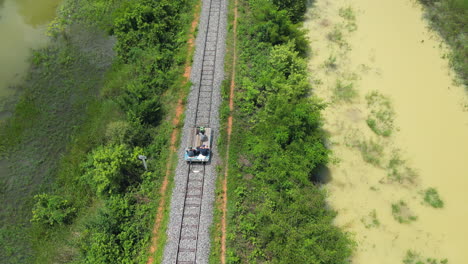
[[174, 0, 222, 262]]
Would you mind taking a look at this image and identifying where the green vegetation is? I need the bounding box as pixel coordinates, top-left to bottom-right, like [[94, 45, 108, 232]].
[[338, 6, 357, 32], [324, 54, 338, 69], [0, 23, 117, 262], [0, 0, 195, 262], [392, 200, 418, 224], [366, 91, 395, 137], [418, 0, 467, 87], [82, 144, 144, 197], [327, 25, 348, 48], [403, 250, 448, 264], [356, 138, 384, 166], [223, 0, 354, 263], [386, 150, 418, 184], [332, 80, 358, 103], [326, 6, 356, 49], [361, 209, 380, 229], [423, 188, 444, 208], [31, 194, 76, 226], [343, 130, 385, 166]]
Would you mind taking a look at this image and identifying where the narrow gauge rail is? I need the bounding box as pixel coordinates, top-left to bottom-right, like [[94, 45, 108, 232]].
[[175, 0, 222, 263]]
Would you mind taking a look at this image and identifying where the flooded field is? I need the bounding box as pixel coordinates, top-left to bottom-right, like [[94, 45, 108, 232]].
[[0, 0, 60, 98], [305, 0, 468, 263]]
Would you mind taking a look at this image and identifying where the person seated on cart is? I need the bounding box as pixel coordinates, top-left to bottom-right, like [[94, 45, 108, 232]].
[[197, 145, 210, 156], [187, 147, 197, 157]]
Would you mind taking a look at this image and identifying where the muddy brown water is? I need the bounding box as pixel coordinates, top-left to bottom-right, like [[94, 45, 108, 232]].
[[305, 0, 468, 263], [0, 0, 60, 98]]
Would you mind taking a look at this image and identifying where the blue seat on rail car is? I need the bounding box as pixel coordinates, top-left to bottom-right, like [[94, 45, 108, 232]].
[[184, 127, 212, 162], [184, 148, 210, 162]]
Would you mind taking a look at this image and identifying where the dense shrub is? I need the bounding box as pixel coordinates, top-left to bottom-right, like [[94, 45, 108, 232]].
[[81, 144, 144, 196], [244, 0, 308, 56], [80, 195, 151, 263], [112, 0, 186, 62], [31, 194, 76, 226], [226, 0, 354, 263], [272, 0, 307, 22]]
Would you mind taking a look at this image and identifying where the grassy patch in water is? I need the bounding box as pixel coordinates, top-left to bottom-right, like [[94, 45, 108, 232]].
[[338, 6, 357, 32], [366, 90, 395, 137], [392, 200, 418, 224], [419, 0, 467, 88], [332, 80, 358, 103], [422, 187, 444, 208], [361, 209, 380, 229], [386, 150, 418, 184], [403, 250, 448, 264], [327, 25, 349, 48], [358, 139, 384, 166], [323, 54, 338, 70]]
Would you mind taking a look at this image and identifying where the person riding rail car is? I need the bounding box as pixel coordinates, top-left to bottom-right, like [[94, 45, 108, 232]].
[[187, 147, 197, 157], [184, 127, 211, 162], [197, 145, 210, 156]]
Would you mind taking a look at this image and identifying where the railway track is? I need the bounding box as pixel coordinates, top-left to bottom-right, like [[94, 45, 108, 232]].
[[172, 0, 223, 263], [175, 163, 206, 263]]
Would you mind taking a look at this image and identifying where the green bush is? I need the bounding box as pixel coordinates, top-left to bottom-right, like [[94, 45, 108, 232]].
[[31, 194, 76, 226], [80, 195, 152, 263], [81, 144, 144, 196], [226, 0, 355, 262], [272, 0, 307, 22]]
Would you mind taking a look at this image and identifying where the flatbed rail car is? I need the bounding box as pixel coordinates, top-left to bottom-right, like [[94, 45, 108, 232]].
[[184, 127, 212, 162]]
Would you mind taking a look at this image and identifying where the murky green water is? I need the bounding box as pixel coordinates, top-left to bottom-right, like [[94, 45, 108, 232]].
[[305, 0, 468, 263], [0, 0, 60, 98]]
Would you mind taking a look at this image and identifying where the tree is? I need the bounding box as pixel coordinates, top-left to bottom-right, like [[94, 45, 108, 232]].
[[272, 0, 307, 22], [82, 144, 144, 196]]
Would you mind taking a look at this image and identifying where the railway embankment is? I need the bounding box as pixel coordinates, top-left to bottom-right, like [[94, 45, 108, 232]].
[[162, 0, 227, 263]]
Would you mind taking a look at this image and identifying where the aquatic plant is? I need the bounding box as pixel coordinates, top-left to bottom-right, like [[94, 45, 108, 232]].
[[386, 150, 418, 184], [392, 200, 417, 224], [423, 188, 444, 208], [419, 0, 468, 88], [366, 91, 395, 137], [324, 54, 338, 69], [403, 250, 448, 264], [327, 25, 349, 48], [358, 139, 384, 166], [332, 80, 358, 103], [338, 6, 357, 32], [361, 209, 380, 229]]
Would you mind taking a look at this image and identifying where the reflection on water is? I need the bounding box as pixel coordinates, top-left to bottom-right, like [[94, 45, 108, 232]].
[[305, 0, 468, 263], [0, 0, 60, 99]]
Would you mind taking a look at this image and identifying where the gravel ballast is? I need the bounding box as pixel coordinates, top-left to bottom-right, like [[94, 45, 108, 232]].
[[162, 0, 227, 263]]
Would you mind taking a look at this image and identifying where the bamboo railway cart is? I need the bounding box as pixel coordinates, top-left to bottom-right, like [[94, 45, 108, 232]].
[[184, 126, 212, 162]]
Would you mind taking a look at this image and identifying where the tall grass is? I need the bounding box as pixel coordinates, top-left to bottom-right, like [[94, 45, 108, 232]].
[[419, 0, 468, 88]]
